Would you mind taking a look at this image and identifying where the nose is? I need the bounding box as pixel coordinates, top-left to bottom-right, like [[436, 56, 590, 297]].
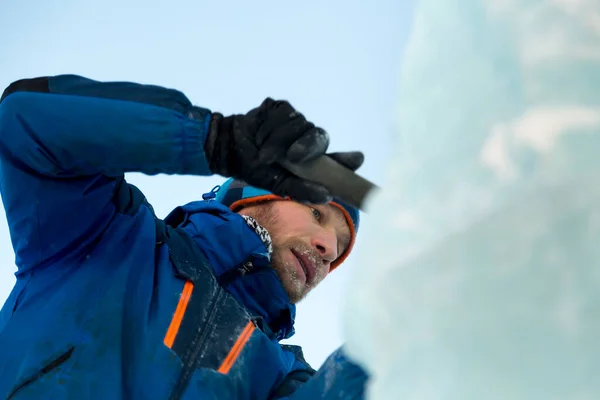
[[310, 228, 338, 264]]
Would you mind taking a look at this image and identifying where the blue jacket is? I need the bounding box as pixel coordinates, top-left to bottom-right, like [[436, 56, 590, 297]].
[[0, 75, 367, 399]]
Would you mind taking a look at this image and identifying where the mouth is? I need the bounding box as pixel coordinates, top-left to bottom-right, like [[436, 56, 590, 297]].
[[291, 249, 316, 285]]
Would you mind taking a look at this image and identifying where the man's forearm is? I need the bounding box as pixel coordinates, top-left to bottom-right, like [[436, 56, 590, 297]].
[[278, 348, 368, 400], [0, 75, 213, 178]]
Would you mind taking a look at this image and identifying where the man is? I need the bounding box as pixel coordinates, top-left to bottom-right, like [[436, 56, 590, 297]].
[[0, 75, 368, 399]]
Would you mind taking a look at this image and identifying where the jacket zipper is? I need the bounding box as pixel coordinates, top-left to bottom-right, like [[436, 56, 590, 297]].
[[168, 289, 225, 400], [216, 260, 261, 287]]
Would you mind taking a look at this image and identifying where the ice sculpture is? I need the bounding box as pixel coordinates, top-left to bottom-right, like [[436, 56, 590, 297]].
[[344, 0, 600, 399]]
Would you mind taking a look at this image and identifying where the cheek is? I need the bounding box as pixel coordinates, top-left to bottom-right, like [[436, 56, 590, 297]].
[[269, 230, 295, 251], [270, 247, 291, 275], [262, 220, 285, 246], [268, 215, 312, 244]]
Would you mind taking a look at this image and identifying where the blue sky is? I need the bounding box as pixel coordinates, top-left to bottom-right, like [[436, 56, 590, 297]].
[[0, 0, 414, 367]]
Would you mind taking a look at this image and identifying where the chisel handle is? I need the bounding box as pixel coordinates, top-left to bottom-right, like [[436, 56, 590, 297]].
[[279, 155, 378, 211]]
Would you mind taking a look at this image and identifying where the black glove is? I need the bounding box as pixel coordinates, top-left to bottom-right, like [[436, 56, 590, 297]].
[[205, 98, 364, 204]]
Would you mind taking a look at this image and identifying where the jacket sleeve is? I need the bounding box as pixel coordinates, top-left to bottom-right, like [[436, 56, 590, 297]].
[[0, 75, 213, 271], [270, 346, 369, 400]]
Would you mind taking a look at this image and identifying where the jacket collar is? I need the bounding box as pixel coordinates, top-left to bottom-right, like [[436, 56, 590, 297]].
[[165, 201, 296, 340]]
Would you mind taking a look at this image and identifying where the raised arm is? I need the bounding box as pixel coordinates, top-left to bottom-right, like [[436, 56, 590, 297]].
[[0, 75, 213, 178], [0, 75, 214, 271]]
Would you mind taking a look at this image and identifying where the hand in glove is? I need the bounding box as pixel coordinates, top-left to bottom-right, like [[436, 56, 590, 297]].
[[205, 98, 364, 204]]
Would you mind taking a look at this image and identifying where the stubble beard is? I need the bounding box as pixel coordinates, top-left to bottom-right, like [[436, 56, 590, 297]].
[[271, 240, 326, 304]]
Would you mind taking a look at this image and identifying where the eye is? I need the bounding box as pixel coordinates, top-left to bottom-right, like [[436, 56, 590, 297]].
[[310, 207, 322, 221]]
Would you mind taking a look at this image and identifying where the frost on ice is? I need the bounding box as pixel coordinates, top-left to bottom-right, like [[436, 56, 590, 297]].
[[343, 0, 600, 399]]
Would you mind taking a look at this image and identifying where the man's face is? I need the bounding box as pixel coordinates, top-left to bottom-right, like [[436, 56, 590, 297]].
[[239, 201, 352, 304]]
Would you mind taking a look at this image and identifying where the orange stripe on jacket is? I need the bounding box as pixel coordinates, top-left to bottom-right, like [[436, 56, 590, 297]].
[[218, 321, 256, 374], [163, 281, 194, 348]]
